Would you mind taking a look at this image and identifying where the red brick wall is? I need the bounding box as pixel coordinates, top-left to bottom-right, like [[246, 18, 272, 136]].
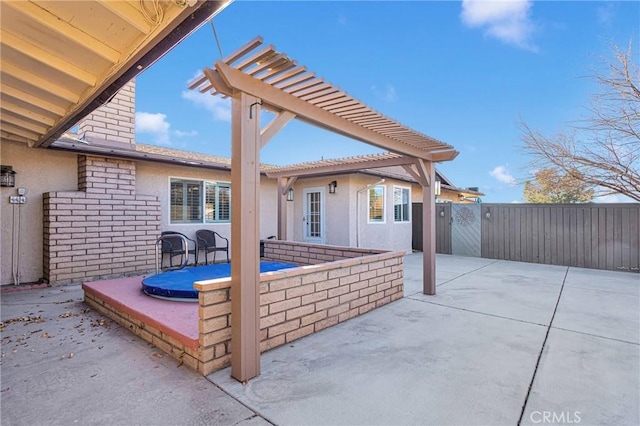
[[43, 156, 160, 285]]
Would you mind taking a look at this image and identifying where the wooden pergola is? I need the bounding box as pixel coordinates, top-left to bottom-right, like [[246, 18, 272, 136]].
[[189, 36, 458, 382]]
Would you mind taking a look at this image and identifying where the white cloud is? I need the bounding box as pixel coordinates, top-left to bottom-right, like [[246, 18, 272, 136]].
[[181, 90, 231, 122], [173, 129, 198, 138], [461, 0, 537, 51], [136, 112, 171, 145], [371, 84, 398, 102], [596, 3, 614, 27], [490, 165, 516, 186]]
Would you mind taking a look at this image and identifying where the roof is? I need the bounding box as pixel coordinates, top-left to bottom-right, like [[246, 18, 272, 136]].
[[189, 36, 459, 163], [0, 0, 231, 148], [52, 137, 480, 193], [263, 152, 483, 196]]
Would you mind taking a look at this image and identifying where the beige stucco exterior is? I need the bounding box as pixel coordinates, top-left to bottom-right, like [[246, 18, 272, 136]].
[[1, 136, 477, 286], [289, 174, 413, 254], [0, 140, 281, 286], [1, 141, 78, 285]]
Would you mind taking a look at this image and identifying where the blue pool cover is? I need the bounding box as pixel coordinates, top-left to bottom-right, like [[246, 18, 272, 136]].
[[142, 261, 298, 301]]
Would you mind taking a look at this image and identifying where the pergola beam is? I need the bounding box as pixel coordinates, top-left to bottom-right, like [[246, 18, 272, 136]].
[[266, 155, 417, 178], [213, 63, 453, 162], [260, 111, 296, 148]]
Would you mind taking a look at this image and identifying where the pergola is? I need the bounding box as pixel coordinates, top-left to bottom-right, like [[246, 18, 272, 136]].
[[190, 36, 459, 382]]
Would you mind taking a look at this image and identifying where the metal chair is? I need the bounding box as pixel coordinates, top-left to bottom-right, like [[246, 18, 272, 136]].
[[196, 229, 229, 264], [159, 231, 198, 269]]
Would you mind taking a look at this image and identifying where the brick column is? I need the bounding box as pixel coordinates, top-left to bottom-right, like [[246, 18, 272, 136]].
[[78, 80, 136, 145], [43, 156, 160, 285]]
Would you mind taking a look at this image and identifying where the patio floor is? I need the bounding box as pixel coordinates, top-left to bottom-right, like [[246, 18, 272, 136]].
[[209, 254, 640, 425], [2, 253, 638, 425]]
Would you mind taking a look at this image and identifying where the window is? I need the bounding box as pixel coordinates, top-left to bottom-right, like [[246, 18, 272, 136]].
[[170, 179, 202, 223], [368, 186, 385, 223], [205, 182, 230, 222], [394, 186, 410, 222], [170, 178, 231, 224]]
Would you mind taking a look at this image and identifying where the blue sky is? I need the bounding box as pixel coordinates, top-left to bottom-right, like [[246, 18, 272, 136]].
[[135, 0, 639, 203]]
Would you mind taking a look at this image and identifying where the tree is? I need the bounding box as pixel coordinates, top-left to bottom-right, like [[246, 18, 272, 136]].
[[521, 42, 640, 202], [524, 168, 594, 203]]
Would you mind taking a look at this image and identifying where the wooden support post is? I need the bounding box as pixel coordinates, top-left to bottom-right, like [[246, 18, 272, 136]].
[[277, 177, 296, 240], [230, 91, 261, 382], [277, 177, 287, 240], [421, 160, 436, 295]]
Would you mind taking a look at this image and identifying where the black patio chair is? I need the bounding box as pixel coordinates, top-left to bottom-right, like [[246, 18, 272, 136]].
[[196, 229, 229, 264], [160, 231, 198, 269]]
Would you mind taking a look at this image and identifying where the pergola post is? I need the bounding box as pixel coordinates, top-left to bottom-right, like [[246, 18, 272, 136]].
[[276, 176, 296, 241], [277, 177, 288, 240], [421, 161, 436, 295], [230, 91, 261, 382]]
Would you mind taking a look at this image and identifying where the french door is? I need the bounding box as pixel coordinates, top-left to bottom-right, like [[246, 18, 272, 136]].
[[303, 188, 325, 243]]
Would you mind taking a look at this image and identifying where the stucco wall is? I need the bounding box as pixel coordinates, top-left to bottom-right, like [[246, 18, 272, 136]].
[[1, 141, 77, 285], [350, 174, 412, 254], [291, 176, 351, 246], [135, 161, 278, 249], [288, 174, 411, 254]]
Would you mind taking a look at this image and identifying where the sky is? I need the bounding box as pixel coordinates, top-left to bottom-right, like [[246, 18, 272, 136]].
[[134, 0, 639, 203]]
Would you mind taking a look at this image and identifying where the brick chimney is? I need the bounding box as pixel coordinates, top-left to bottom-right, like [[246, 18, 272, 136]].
[[78, 79, 136, 145]]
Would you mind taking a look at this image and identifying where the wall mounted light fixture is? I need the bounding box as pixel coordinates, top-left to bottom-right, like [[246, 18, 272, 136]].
[[1, 165, 16, 187], [434, 180, 441, 197], [439, 209, 445, 217], [328, 180, 337, 194], [485, 210, 491, 219], [287, 188, 294, 202]]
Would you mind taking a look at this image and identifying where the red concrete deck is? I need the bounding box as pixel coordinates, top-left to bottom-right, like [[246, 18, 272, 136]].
[[82, 277, 198, 350]]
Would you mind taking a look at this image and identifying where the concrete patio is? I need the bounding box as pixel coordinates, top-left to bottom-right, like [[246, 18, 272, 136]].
[[2, 253, 638, 425]]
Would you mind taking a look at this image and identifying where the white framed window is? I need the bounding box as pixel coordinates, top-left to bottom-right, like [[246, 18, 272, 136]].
[[393, 186, 410, 222], [170, 178, 231, 224], [205, 182, 231, 223], [368, 186, 385, 223]]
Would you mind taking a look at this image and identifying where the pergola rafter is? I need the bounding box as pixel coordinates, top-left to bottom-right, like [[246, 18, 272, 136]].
[[190, 36, 458, 383]]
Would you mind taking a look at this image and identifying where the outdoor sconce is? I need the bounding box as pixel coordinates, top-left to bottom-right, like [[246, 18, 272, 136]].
[[485, 210, 491, 219], [434, 180, 441, 196], [287, 188, 294, 202], [439, 209, 445, 217], [1, 165, 16, 187], [328, 180, 337, 194]]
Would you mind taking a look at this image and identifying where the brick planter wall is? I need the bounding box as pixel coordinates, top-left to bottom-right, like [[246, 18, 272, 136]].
[[44, 156, 160, 285], [194, 246, 404, 375], [263, 240, 385, 265]]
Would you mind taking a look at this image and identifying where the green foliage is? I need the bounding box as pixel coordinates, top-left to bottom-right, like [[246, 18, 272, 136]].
[[524, 168, 595, 203]]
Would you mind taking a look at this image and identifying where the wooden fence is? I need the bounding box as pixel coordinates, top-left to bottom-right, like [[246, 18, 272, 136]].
[[412, 203, 451, 254], [480, 203, 639, 272], [413, 203, 639, 272]]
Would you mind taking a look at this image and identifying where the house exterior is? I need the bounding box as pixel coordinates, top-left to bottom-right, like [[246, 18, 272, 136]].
[[1, 82, 480, 287]]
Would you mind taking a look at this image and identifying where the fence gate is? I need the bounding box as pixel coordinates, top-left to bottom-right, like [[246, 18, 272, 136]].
[[451, 204, 481, 257], [411, 203, 452, 254]]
